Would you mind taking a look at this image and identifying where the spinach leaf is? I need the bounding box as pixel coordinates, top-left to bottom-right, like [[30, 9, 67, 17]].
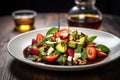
[[87, 36, 97, 42], [56, 55, 66, 64], [75, 47, 82, 53], [46, 27, 59, 36], [81, 48, 87, 60], [38, 37, 47, 45], [37, 34, 53, 46], [96, 44, 110, 53]]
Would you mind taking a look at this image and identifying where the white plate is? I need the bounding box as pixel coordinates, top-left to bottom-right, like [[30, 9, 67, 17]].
[[7, 27, 120, 71]]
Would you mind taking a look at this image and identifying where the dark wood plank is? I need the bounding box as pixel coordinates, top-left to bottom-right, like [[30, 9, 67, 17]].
[[102, 14, 120, 37], [59, 13, 68, 27], [35, 13, 59, 29], [0, 16, 18, 80]]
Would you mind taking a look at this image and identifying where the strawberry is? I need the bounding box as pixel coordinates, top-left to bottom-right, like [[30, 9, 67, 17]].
[[29, 46, 39, 55]]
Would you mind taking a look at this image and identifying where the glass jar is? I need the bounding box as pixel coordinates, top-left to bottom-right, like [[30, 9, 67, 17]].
[[67, 0, 102, 29]]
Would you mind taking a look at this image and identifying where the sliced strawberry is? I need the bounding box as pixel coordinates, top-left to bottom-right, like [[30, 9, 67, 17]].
[[86, 46, 97, 60], [67, 48, 74, 58], [32, 38, 37, 45], [87, 42, 96, 46], [97, 50, 108, 57], [54, 29, 68, 39], [29, 46, 39, 55], [36, 33, 44, 43]]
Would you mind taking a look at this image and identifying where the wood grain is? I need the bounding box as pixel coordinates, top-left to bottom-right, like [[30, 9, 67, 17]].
[[0, 13, 120, 80]]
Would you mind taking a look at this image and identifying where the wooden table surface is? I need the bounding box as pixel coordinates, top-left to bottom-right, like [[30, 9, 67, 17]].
[[0, 13, 120, 80]]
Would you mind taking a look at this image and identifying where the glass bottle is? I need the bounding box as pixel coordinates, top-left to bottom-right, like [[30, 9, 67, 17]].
[[67, 0, 102, 29]]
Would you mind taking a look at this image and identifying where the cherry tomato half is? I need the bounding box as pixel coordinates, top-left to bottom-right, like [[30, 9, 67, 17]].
[[86, 46, 97, 60], [36, 33, 44, 43], [46, 55, 59, 62]]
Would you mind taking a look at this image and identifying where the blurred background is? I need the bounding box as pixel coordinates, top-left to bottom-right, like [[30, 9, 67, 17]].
[[0, 0, 120, 16]]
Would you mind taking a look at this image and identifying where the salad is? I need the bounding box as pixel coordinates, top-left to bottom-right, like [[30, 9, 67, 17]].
[[23, 27, 110, 65]]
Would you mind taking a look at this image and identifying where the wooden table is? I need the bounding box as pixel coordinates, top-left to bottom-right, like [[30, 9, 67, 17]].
[[0, 13, 120, 80]]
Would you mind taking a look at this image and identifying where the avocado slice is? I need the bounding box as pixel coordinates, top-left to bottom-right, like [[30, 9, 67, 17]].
[[38, 47, 44, 53], [56, 43, 67, 53], [79, 37, 86, 44], [68, 41, 76, 48], [69, 35, 74, 41], [77, 37, 86, 47]]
